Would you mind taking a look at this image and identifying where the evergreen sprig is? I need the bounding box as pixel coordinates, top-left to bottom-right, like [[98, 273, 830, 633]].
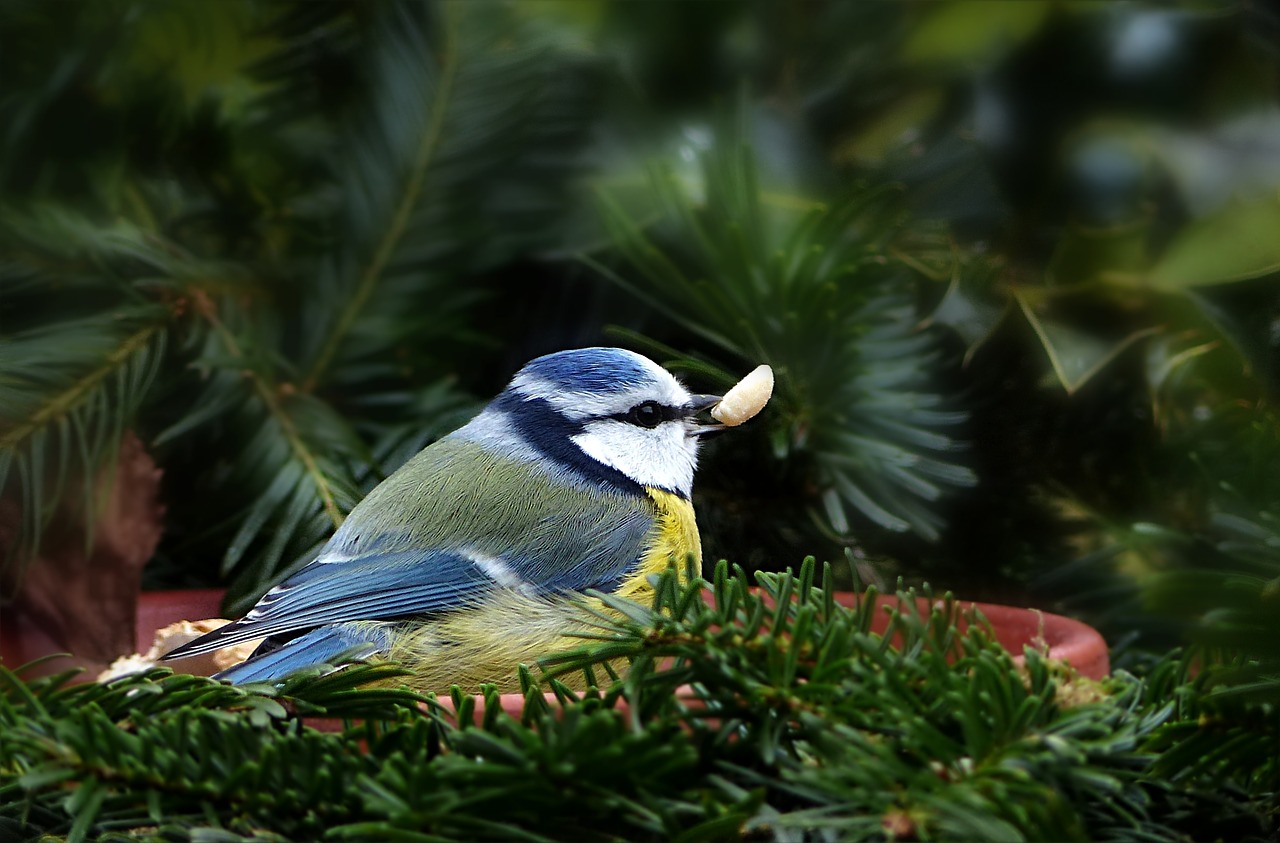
[[0, 206, 195, 579], [589, 139, 975, 550], [0, 1, 603, 609], [3, 563, 1272, 842]]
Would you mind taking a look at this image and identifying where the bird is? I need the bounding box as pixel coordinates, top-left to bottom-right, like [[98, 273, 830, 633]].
[[164, 347, 739, 693]]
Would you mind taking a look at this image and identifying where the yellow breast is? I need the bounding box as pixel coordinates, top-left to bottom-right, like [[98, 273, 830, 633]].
[[611, 487, 701, 601]]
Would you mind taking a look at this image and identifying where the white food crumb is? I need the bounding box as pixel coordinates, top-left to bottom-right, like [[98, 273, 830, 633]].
[[97, 619, 260, 681], [711, 364, 774, 426]]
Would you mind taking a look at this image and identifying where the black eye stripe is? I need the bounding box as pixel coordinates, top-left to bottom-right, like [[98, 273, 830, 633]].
[[607, 400, 684, 428]]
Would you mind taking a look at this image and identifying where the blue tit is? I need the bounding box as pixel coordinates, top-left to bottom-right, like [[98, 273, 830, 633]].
[[164, 347, 735, 692]]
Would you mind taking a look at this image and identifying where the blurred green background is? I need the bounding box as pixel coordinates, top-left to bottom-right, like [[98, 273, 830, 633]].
[[3, 0, 1280, 679]]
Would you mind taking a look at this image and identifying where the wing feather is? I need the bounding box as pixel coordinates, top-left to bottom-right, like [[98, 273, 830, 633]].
[[165, 438, 658, 662]]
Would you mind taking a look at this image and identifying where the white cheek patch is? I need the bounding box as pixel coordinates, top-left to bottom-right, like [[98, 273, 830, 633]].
[[571, 420, 699, 497]]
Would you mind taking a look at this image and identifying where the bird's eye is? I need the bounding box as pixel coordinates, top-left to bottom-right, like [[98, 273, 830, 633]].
[[627, 401, 665, 429]]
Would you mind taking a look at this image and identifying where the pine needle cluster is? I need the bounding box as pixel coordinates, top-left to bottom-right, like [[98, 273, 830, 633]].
[[2, 563, 1275, 842], [0, 1, 974, 611], [0, 1, 608, 609], [4, 3, 1280, 836]]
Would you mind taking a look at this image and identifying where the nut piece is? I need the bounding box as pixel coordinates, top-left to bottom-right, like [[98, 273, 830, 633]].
[[97, 619, 261, 682], [710, 364, 774, 426]]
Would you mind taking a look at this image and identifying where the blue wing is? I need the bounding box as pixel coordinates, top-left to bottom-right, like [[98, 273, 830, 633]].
[[164, 548, 494, 660], [213, 623, 391, 684], [164, 506, 654, 662], [164, 436, 658, 669]]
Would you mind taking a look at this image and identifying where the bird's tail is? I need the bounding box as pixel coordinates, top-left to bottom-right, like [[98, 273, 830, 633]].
[[214, 622, 392, 684]]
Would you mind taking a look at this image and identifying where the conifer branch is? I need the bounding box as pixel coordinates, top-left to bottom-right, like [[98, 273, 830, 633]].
[[2, 565, 1274, 841], [593, 141, 974, 545], [0, 324, 161, 454], [193, 292, 345, 529], [303, 5, 460, 394]]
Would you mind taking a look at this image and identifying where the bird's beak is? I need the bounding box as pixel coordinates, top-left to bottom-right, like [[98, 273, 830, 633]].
[[685, 394, 727, 437]]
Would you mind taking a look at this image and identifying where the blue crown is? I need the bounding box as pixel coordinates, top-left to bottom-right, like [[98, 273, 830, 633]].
[[516, 347, 659, 395]]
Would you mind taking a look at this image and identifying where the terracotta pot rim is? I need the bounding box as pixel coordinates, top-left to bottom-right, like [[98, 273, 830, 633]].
[[5, 588, 1109, 701], [458, 593, 1110, 722]]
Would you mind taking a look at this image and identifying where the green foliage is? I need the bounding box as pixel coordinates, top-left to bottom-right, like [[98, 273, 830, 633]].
[[0, 308, 167, 564], [2, 563, 1274, 842], [590, 139, 974, 550], [1149, 196, 1280, 289], [5, 2, 1280, 834], [0, 1, 601, 609], [0, 0, 979, 603]]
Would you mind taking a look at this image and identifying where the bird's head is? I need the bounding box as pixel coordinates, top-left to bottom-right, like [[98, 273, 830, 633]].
[[470, 347, 723, 498]]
